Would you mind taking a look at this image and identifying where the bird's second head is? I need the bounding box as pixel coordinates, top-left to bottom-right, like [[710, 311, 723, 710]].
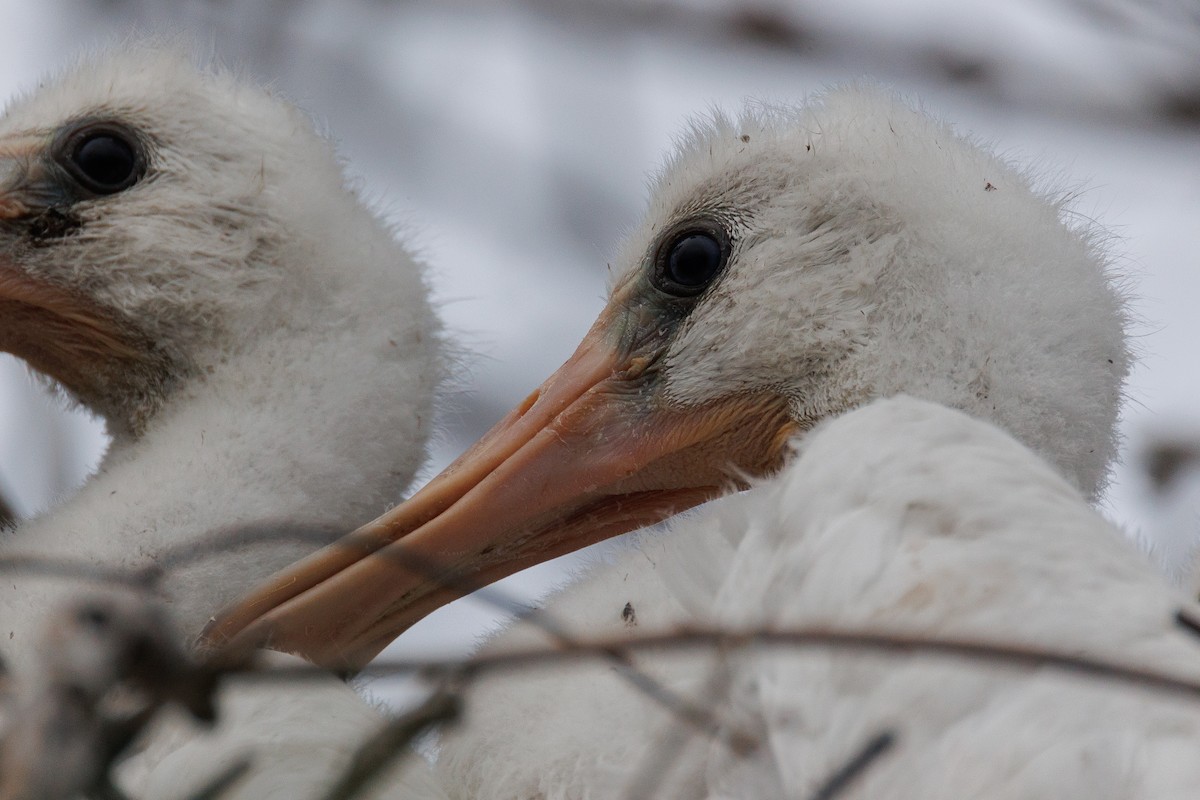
[[0, 44, 422, 440]]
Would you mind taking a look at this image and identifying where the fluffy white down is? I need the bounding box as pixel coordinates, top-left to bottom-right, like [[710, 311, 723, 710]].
[[432, 90, 1147, 798], [611, 88, 1128, 501], [437, 398, 1200, 799], [0, 46, 444, 798], [0, 43, 442, 658]]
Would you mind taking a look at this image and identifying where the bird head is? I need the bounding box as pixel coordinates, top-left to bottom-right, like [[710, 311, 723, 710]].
[[0, 46, 378, 439], [203, 88, 1129, 669]]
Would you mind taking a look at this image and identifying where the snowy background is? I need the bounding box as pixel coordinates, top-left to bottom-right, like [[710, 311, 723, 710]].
[[0, 0, 1197, 674]]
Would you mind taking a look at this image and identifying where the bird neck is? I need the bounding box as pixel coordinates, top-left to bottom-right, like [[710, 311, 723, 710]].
[[76, 348, 187, 445], [1, 283, 440, 672]]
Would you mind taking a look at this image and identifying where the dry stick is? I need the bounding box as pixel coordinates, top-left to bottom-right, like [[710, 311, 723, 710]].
[[620, 647, 739, 800], [17, 533, 1200, 755], [0, 526, 746, 752], [1174, 608, 1200, 638], [208, 622, 1193, 799], [199, 526, 752, 747], [808, 729, 898, 800], [233, 619, 1200, 799], [314, 689, 462, 800], [238, 621, 1200, 705], [355, 540, 754, 747]]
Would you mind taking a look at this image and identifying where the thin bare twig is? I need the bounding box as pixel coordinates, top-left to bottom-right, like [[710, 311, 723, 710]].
[[327, 540, 752, 748], [315, 689, 461, 800], [620, 648, 740, 800], [1174, 608, 1200, 639], [808, 729, 898, 800], [233, 618, 1200, 706], [1, 520, 741, 756]]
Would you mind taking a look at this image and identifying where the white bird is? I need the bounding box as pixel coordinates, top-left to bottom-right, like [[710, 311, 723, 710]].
[[204, 87, 1198, 798], [439, 397, 1200, 799], [212, 86, 1130, 663], [0, 45, 447, 798]]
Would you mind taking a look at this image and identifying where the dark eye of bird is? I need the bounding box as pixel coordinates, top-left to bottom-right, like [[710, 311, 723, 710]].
[[72, 133, 137, 192], [653, 225, 729, 297], [57, 125, 142, 195]]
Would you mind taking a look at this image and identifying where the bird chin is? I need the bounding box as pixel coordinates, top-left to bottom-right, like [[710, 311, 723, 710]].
[[0, 263, 145, 402]]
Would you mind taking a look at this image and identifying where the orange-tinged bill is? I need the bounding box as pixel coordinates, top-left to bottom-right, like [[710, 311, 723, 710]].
[[202, 311, 796, 669]]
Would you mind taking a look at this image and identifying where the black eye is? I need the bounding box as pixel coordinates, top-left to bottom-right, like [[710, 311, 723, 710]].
[[58, 125, 143, 195], [653, 225, 730, 297]]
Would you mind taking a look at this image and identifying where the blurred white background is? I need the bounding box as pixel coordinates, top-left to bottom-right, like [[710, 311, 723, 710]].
[[0, 0, 1196, 677]]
